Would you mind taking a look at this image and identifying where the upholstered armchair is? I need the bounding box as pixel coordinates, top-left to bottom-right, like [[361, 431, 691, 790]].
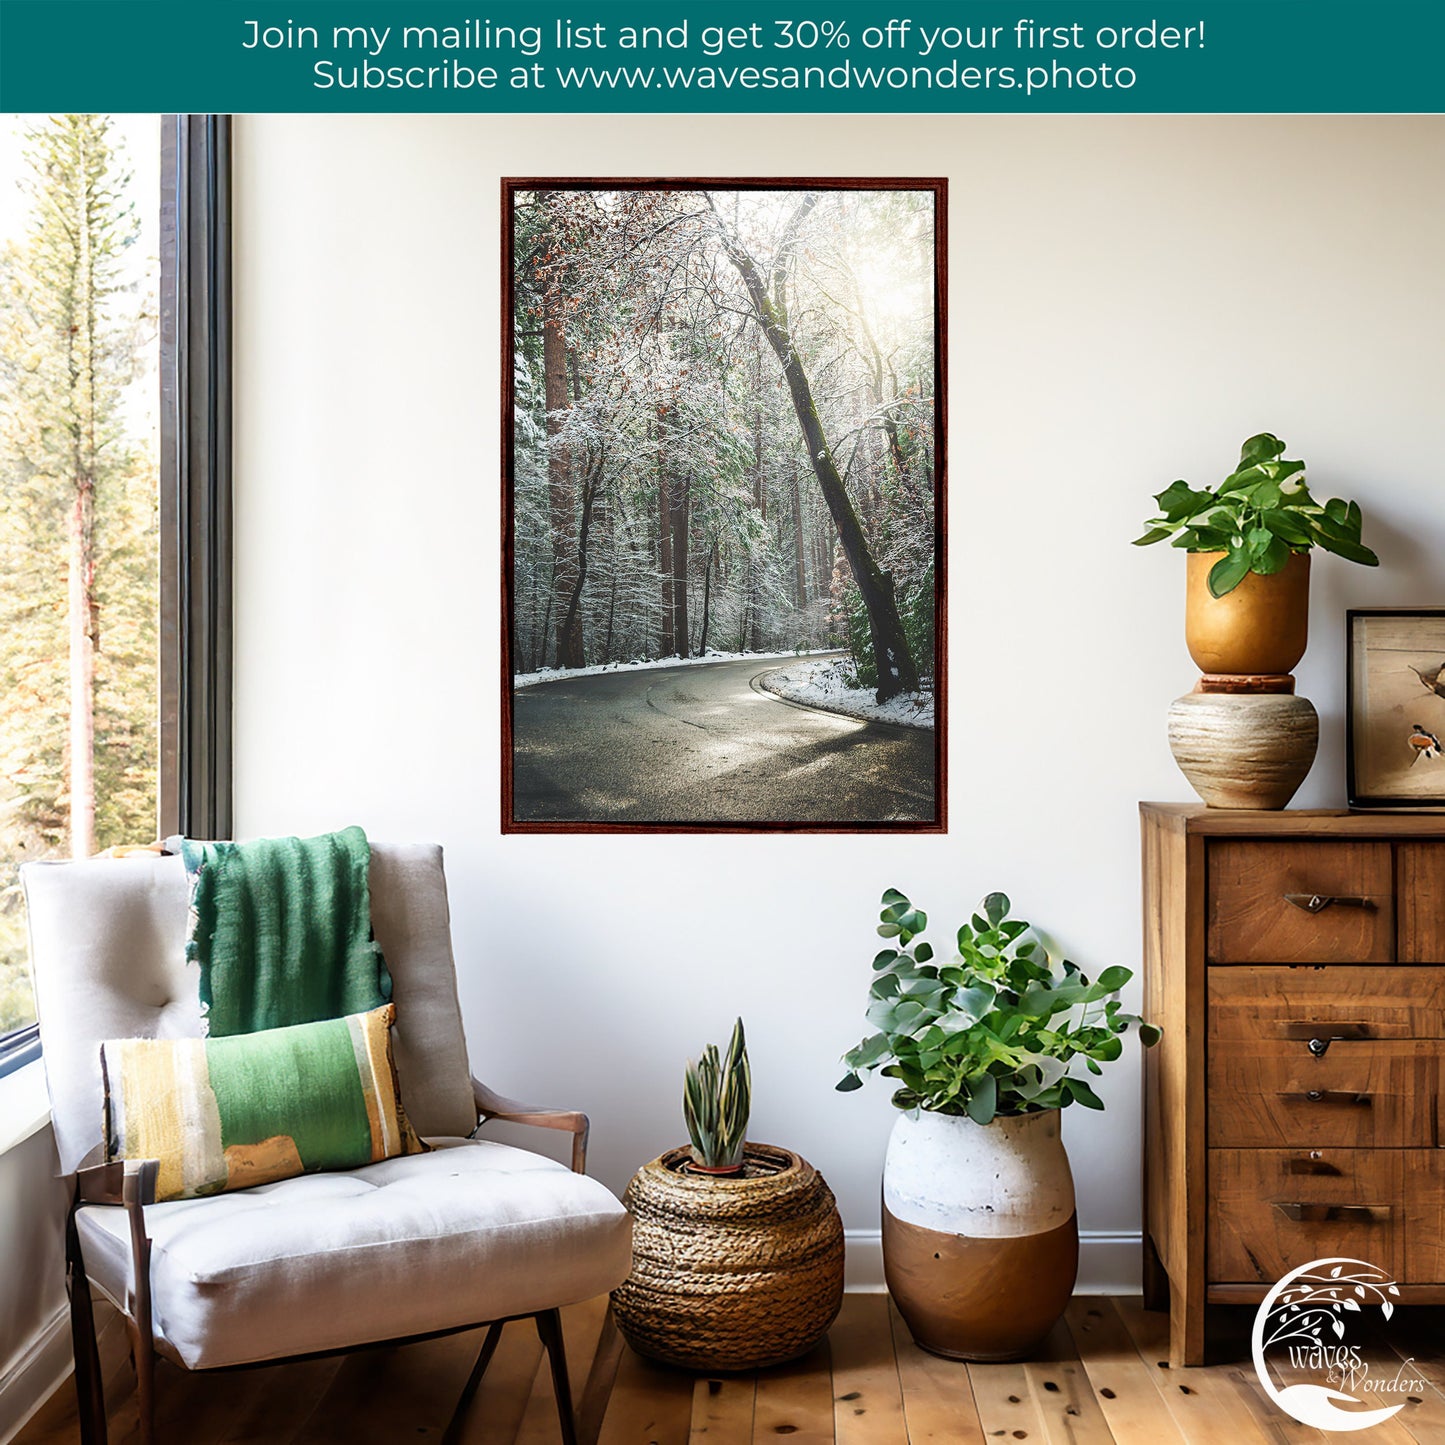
[[23, 843, 631, 1444]]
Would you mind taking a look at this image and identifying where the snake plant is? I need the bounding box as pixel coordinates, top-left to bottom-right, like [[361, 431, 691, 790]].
[[683, 1017, 751, 1171]]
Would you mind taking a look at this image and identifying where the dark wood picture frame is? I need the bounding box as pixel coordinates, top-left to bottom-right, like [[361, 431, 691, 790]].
[[501, 177, 947, 834], [1347, 607, 1445, 810]]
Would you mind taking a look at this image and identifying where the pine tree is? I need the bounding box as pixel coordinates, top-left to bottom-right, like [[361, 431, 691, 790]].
[[0, 114, 147, 861]]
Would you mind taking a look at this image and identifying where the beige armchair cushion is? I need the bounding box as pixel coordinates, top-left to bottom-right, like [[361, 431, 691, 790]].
[[76, 1139, 631, 1370]]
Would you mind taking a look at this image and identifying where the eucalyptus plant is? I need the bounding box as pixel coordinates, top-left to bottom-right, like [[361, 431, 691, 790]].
[[837, 890, 1160, 1124], [1134, 431, 1378, 597], [683, 1017, 751, 1170]]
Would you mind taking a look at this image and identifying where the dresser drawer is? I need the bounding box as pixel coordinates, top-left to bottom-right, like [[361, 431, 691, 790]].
[[1400, 844, 1445, 962], [1210, 966, 1445, 1042], [1209, 1149, 1402, 1283], [1405, 1152, 1445, 1281], [1208, 841, 1394, 963], [1208, 1040, 1438, 1148]]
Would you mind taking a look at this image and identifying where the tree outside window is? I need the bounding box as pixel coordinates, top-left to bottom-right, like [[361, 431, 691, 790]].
[[0, 114, 162, 1032]]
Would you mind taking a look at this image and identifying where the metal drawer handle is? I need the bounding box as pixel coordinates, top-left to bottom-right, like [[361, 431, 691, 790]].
[[1288, 1157, 1343, 1176], [1289, 1090, 1372, 1108], [1284, 893, 1373, 914], [1281, 1022, 1373, 1047], [1272, 1202, 1390, 1225]]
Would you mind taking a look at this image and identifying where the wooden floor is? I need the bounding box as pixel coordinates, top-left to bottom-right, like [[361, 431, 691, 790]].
[[16, 1294, 1445, 1444]]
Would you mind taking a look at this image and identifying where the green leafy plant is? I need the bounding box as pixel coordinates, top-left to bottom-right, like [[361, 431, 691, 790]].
[[1134, 432, 1379, 597], [837, 890, 1160, 1124], [683, 1017, 751, 1170]]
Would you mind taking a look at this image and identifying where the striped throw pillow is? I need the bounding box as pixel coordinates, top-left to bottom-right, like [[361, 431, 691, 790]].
[[102, 1003, 426, 1201]]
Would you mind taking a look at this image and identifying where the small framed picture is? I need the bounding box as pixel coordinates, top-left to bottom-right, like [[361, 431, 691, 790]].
[[1348, 609, 1445, 809]]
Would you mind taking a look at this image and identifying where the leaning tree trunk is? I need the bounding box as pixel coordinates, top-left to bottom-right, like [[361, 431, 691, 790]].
[[671, 474, 690, 659], [657, 413, 675, 656], [712, 198, 918, 701]]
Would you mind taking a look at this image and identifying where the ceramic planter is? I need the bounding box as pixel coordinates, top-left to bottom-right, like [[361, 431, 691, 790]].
[[1185, 550, 1310, 677], [1168, 687, 1319, 809], [882, 1109, 1078, 1361]]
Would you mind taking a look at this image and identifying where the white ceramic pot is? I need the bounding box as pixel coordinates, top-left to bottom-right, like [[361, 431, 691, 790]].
[[882, 1109, 1079, 1360], [1167, 689, 1319, 809]]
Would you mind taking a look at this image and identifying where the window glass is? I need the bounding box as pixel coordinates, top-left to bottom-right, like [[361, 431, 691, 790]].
[[0, 114, 162, 1033]]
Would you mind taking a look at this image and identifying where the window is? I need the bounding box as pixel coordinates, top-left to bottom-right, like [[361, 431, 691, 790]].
[[0, 114, 230, 1056]]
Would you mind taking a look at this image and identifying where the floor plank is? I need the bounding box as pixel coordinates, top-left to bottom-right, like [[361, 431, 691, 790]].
[[687, 1374, 756, 1445], [1370, 1310, 1445, 1445], [752, 1340, 833, 1445], [887, 1300, 985, 1445], [594, 1343, 693, 1445], [1021, 1316, 1115, 1445], [965, 1357, 1048, 1442], [1112, 1295, 1274, 1445], [1064, 1298, 1187, 1444], [449, 1321, 548, 1445], [289, 1337, 475, 1444], [514, 1301, 608, 1445], [20, 1294, 1445, 1445], [828, 1295, 906, 1445]]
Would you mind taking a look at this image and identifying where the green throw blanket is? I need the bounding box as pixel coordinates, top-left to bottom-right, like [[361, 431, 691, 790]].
[[182, 826, 392, 1037]]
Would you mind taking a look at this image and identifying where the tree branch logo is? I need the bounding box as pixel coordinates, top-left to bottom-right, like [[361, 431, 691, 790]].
[[1252, 1257, 1424, 1430]]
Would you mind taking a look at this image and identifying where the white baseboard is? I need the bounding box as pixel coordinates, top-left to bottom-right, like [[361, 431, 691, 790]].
[[0, 1307, 70, 1445], [844, 1229, 1141, 1295]]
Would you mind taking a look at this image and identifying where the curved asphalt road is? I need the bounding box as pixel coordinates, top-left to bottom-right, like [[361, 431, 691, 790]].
[[511, 655, 935, 825]]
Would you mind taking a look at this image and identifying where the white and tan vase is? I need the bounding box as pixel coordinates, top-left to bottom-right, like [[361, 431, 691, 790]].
[[1168, 689, 1319, 809], [882, 1109, 1078, 1361]]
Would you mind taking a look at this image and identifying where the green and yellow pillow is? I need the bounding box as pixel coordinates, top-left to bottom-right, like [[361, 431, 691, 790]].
[[102, 1004, 426, 1201]]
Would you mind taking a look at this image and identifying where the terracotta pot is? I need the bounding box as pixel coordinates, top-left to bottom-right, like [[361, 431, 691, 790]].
[[1168, 690, 1319, 809], [1185, 550, 1310, 675], [882, 1110, 1078, 1361]]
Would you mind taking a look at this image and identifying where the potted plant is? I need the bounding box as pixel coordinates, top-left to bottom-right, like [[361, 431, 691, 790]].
[[1134, 432, 1378, 675], [682, 1017, 751, 1174], [838, 890, 1159, 1361], [611, 1019, 843, 1371]]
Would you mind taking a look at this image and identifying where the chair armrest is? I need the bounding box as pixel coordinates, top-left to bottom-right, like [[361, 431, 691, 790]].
[[472, 1077, 591, 1174], [72, 1159, 159, 1330], [75, 1158, 159, 1207]]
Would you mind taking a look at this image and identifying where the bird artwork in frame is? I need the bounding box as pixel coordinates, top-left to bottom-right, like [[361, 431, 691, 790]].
[[499, 177, 946, 834], [1348, 609, 1445, 809]]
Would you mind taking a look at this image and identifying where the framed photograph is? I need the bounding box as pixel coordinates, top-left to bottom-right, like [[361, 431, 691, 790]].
[[501, 178, 946, 833], [1347, 608, 1445, 809]]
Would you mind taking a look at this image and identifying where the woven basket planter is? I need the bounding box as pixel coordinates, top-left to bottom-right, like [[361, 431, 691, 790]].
[[612, 1142, 844, 1371]]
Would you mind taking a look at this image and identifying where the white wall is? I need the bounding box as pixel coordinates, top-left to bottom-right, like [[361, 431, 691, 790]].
[[231, 114, 1445, 1274], [0, 1114, 71, 1442]]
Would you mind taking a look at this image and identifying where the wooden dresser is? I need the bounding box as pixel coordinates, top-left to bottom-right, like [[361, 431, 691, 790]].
[[1140, 802, 1445, 1365]]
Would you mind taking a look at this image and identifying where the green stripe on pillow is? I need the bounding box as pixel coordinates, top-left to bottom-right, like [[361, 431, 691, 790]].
[[102, 1004, 425, 1201]]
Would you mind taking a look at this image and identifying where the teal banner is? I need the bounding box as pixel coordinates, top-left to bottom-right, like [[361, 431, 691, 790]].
[[1, 1, 1441, 113]]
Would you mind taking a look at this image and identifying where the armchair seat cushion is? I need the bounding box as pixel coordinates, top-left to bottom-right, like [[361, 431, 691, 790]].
[[76, 1139, 632, 1370]]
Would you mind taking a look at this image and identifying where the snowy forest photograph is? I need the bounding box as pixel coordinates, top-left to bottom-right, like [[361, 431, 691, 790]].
[[504, 179, 944, 831]]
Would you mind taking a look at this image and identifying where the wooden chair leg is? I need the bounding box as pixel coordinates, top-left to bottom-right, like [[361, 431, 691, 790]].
[[535, 1310, 578, 1445], [576, 1303, 624, 1445], [441, 1320, 506, 1445], [65, 1206, 108, 1445], [129, 1320, 156, 1445]]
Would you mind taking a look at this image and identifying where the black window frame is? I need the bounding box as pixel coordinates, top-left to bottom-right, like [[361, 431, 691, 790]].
[[159, 113, 234, 842]]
